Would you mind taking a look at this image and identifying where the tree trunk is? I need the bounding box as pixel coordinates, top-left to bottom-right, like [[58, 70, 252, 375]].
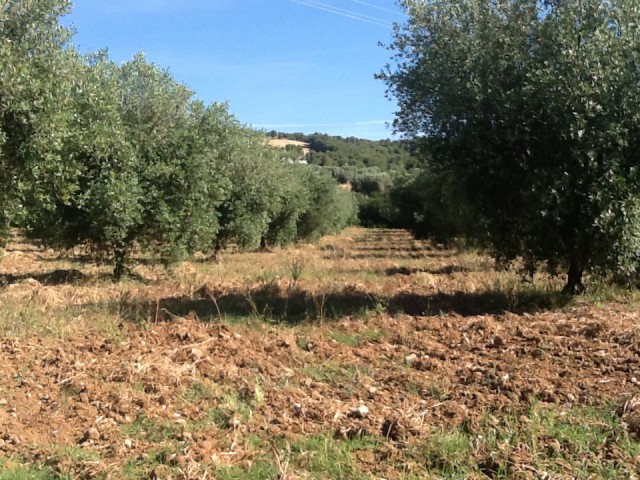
[[113, 245, 128, 281], [563, 254, 585, 294], [209, 240, 222, 263]]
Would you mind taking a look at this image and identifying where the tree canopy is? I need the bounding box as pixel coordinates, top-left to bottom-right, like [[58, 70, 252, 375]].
[[1, 0, 357, 278], [380, 0, 640, 292], [268, 131, 419, 227], [0, 0, 74, 242]]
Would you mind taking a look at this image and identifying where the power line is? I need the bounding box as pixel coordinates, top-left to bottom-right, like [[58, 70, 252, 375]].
[[346, 0, 407, 17], [308, 0, 393, 24], [288, 0, 392, 28], [291, 0, 390, 27]]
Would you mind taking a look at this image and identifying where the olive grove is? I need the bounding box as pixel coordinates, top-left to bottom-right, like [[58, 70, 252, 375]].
[[1, 0, 357, 278], [380, 0, 640, 292]]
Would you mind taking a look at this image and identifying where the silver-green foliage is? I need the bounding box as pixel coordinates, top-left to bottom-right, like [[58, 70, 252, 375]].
[[1, 1, 357, 277], [296, 166, 359, 241], [0, 0, 73, 242], [381, 0, 640, 291], [21, 52, 228, 277]]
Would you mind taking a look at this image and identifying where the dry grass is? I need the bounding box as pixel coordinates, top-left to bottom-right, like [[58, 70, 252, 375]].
[[1, 228, 639, 479], [1, 227, 512, 336]]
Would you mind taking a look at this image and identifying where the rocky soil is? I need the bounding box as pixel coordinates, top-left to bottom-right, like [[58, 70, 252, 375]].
[[0, 229, 639, 478]]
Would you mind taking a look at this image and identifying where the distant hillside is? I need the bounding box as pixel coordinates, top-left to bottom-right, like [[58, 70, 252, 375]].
[[266, 138, 311, 157], [265, 132, 422, 228], [267, 132, 417, 172]]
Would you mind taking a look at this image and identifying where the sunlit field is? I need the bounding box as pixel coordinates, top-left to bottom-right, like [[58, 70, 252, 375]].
[[0, 227, 639, 479]]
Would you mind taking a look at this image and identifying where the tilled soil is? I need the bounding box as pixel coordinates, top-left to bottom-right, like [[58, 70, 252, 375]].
[[0, 229, 639, 479]]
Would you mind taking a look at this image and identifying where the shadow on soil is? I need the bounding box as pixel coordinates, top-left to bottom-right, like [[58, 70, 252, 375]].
[[0, 268, 154, 286], [383, 265, 472, 276], [325, 252, 436, 261], [115, 283, 571, 325], [0, 269, 87, 286]]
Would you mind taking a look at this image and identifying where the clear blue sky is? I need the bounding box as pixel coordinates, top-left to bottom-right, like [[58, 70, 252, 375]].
[[63, 1, 407, 140]]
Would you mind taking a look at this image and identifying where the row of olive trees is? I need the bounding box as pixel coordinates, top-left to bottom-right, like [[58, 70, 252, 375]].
[[1, 0, 357, 278], [380, 0, 640, 293]]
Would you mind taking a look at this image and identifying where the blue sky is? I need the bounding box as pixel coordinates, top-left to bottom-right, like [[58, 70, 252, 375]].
[[64, 1, 407, 140]]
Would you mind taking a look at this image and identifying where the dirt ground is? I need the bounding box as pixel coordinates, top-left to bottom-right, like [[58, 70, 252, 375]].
[[0, 228, 639, 479]]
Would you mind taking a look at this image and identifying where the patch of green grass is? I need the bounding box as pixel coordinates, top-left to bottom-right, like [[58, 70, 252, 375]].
[[402, 402, 640, 479], [211, 434, 380, 479], [205, 388, 256, 429], [423, 378, 451, 401], [300, 361, 368, 384], [121, 414, 181, 443], [205, 407, 232, 429], [296, 335, 312, 350], [469, 402, 640, 478], [0, 295, 128, 341], [80, 303, 128, 343], [120, 447, 182, 480], [181, 380, 216, 404], [0, 459, 65, 480], [54, 445, 102, 463], [363, 327, 388, 342], [482, 276, 572, 313], [327, 330, 363, 347], [420, 428, 475, 477], [618, 433, 640, 458], [220, 313, 267, 327], [214, 462, 279, 480], [327, 328, 388, 347], [526, 403, 640, 477], [38, 446, 106, 479], [254, 270, 279, 284], [0, 298, 62, 338], [348, 295, 388, 319], [111, 293, 153, 327], [536, 407, 609, 453], [287, 435, 378, 479], [583, 281, 640, 306]]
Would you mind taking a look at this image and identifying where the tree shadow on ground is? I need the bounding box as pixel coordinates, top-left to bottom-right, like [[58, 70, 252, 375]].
[[3, 244, 41, 253], [37, 253, 167, 269], [335, 245, 430, 253], [37, 253, 95, 263], [324, 252, 433, 261], [383, 265, 472, 276], [386, 290, 569, 316], [114, 283, 571, 325], [0, 268, 154, 286], [0, 269, 87, 286]]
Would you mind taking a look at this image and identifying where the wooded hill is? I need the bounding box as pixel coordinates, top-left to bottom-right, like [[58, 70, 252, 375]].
[[265, 132, 421, 228], [268, 132, 416, 171]]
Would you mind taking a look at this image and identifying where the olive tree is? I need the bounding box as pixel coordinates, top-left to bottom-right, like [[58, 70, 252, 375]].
[[1, 0, 358, 277], [21, 51, 140, 276], [380, 0, 640, 292], [264, 163, 311, 247], [296, 167, 358, 241], [24, 53, 228, 278], [116, 55, 226, 271], [0, 0, 73, 242], [211, 122, 290, 253]]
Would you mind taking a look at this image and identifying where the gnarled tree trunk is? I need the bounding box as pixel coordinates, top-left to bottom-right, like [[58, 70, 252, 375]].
[[563, 252, 585, 295], [113, 244, 128, 281]]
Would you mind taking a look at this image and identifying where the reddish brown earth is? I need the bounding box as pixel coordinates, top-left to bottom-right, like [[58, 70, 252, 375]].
[[0, 228, 639, 478]]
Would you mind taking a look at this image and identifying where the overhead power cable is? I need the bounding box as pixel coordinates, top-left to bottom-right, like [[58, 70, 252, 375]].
[[288, 0, 392, 28], [347, 0, 407, 17], [290, 0, 389, 27]]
